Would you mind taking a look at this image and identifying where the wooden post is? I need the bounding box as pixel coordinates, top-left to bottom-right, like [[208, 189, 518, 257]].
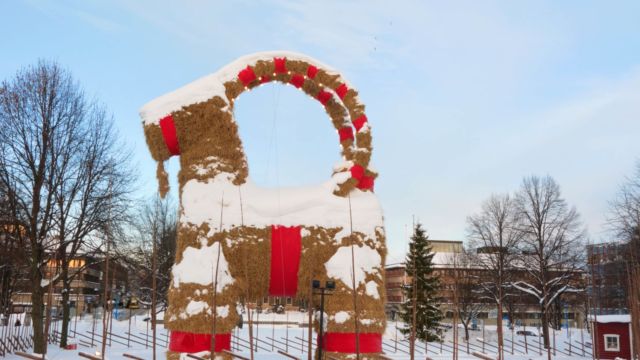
[[128, 307, 131, 347], [409, 255, 417, 360], [43, 252, 56, 359], [523, 322, 528, 354], [394, 319, 398, 352], [308, 289, 313, 360], [256, 301, 260, 352], [511, 323, 514, 355], [101, 215, 111, 358], [247, 304, 254, 360], [151, 213, 158, 360], [580, 326, 584, 356], [482, 320, 485, 353]]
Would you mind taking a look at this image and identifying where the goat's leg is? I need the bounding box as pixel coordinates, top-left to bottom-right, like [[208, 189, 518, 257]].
[[299, 232, 387, 360], [165, 234, 242, 360]]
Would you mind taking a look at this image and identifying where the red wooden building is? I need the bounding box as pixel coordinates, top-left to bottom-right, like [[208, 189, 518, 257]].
[[590, 314, 634, 360]]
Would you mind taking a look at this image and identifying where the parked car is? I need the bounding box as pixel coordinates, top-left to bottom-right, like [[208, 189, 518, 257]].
[[516, 330, 541, 336]]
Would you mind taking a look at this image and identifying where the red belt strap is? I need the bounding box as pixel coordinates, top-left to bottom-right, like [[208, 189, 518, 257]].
[[159, 114, 180, 156], [169, 331, 230, 353], [320, 332, 382, 353], [269, 225, 301, 297]]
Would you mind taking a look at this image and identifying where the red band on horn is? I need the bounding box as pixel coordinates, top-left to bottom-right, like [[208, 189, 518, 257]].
[[290, 74, 305, 88], [307, 65, 318, 79], [319, 333, 382, 353], [269, 225, 301, 297], [335, 83, 348, 100], [169, 331, 231, 353], [274, 57, 287, 74], [159, 115, 180, 156], [350, 164, 374, 191], [317, 90, 333, 105], [238, 66, 257, 86], [339, 127, 354, 142], [353, 114, 368, 132]]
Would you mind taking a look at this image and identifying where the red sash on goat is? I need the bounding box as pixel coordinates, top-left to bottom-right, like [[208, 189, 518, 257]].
[[169, 331, 230, 353], [268, 225, 302, 297], [320, 333, 382, 353]]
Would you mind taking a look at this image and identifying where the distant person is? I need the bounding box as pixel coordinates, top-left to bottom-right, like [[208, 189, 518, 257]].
[[14, 318, 21, 327]]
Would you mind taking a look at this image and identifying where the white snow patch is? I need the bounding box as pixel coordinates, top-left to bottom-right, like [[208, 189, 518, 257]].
[[588, 314, 631, 323], [171, 241, 234, 292], [180, 174, 383, 239], [140, 51, 357, 125], [325, 245, 382, 289], [185, 301, 209, 316], [217, 305, 230, 318], [334, 311, 350, 324], [365, 281, 380, 299]]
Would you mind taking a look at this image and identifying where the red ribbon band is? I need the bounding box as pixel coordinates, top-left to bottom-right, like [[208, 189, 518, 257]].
[[238, 66, 257, 86], [307, 65, 318, 79], [290, 74, 305, 88], [350, 164, 375, 191], [268, 225, 302, 297], [335, 83, 348, 99], [317, 90, 333, 105], [274, 57, 287, 74], [159, 115, 180, 156], [353, 114, 368, 132], [319, 333, 382, 353], [169, 331, 231, 353], [338, 127, 354, 142]]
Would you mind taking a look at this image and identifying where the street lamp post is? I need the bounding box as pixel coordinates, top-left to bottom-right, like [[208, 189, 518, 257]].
[[312, 280, 335, 360]]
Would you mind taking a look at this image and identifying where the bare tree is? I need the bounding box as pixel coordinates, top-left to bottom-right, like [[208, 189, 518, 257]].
[[608, 161, 640, 358], [122, 196, 177, 311], [448, 250, 489, 353], [0, 61, 132, 353], [466, 193, 520, 360], [0, 207, 28, 317], [512, 175, 585, 355], [52, 113, 133, 347]]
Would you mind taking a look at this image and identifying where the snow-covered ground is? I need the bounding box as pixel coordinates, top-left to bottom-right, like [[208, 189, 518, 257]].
[[1, 311, 594, 359]]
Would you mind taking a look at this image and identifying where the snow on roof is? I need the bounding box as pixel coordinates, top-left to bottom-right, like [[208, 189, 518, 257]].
[[139, 51, 348, 125], [588, 314, 631, 323]]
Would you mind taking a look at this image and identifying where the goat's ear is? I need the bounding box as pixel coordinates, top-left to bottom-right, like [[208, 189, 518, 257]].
[[144, 123, 173, 198], [143, 123, 173, 163]]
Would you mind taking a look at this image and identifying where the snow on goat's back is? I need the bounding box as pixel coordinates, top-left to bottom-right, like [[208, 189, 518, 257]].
[[180, 174, 384, 238]]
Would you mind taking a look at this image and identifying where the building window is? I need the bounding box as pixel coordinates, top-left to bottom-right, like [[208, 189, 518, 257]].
[[604, 334, 620, 352]]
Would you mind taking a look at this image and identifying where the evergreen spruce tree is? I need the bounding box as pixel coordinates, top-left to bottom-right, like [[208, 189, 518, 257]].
[[400, 223, 443, 342]]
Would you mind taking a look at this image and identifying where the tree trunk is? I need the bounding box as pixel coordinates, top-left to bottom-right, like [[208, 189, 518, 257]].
[[59, 266, 70, 348], [497, 301, 504, 360], [463, 323, 470, 354], [541, 305, 550, 348], [31, 261, 46, 354]]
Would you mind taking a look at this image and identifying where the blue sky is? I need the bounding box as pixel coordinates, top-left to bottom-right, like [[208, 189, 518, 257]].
[[2, 1, 639, 260]]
